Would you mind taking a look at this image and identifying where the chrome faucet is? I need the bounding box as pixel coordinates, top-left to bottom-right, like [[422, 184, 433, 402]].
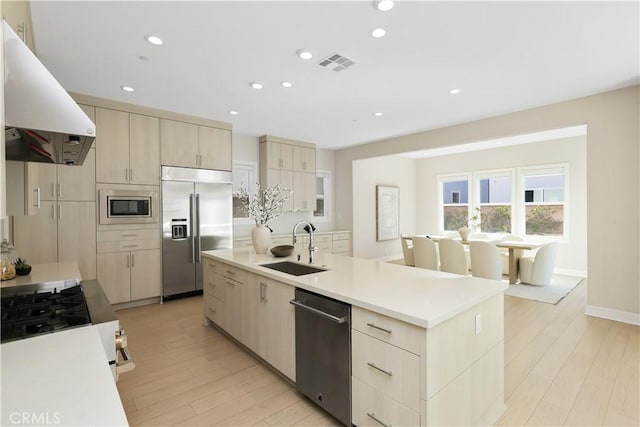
[[293, 221, 317, 264]]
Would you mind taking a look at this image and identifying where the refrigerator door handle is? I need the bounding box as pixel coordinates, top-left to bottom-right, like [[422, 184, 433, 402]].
[[189, 193, 196, 264], [195, 193, 201, 263]]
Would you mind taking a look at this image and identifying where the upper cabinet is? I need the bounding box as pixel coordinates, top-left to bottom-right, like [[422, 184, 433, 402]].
[[2, 0, 35, 51], [160, 119, 232, 171], [95, 108, 160, 185], [259, 135, 317, 211], [293, 146, 316, 172]]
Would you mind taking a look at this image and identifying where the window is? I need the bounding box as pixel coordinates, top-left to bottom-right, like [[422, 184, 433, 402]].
[[232, 161, 257, 222], [477, 173, 512, 233], [440, 175, 469, 231], [313, 171, 331, 221], [522, 167, 565, 237]]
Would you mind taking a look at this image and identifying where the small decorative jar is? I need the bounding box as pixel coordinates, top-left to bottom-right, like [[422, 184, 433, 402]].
[[1, 239, 17, 281]]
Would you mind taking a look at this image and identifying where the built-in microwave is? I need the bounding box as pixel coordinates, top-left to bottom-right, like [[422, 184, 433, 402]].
[[99, 189, 158, 225]]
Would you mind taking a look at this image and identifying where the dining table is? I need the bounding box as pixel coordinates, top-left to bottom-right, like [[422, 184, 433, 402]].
[[403, 235, 543, 284]]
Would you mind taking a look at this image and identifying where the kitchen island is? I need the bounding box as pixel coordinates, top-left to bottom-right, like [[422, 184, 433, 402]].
[[202, 248, 508, 426], [1, 326, 128, 426]]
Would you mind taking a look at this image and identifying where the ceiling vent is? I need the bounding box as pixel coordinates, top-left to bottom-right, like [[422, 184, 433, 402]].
[[317, 53, 356, 72]]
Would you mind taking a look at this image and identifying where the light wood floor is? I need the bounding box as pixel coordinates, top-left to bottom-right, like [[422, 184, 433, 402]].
[[116, 280, 639, 426]]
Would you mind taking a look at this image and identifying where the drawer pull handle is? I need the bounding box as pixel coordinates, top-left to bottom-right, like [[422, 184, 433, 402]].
[[367, 362, 393, 377], [123, 245, 138, 248], [121, 234, 137, 237], [366, 322, 392, 334], [225, 280, 236, 287], [367, 412, 391, 427], [225, 270, 236, 276]]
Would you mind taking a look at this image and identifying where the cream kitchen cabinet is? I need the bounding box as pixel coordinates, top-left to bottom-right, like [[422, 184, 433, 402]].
[[5, 160, 39, 216], [260, 135, 317, 211], [292, 171, 316, 212], [242, 274, 296, 381], [2, 0, 35, 51], [35, 149, 96, 202], [96, 229, 161, 304], [220, 265, 245, 341], [12, 201, 97, 279], [266, 169, 294, 211], [293, 146, 316, 172], [160, 119, 231, 171], [96, 108, 160, 185], [262, 140, 293, 170], [202, 258, 296, 382]]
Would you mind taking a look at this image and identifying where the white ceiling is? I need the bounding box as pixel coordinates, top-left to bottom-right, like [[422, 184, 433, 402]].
[[29, 1, 639, 150]]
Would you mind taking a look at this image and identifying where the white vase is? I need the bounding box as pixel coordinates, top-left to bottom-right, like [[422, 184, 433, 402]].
[[251, 224, 271, 254], [458, 226, 471, 242]]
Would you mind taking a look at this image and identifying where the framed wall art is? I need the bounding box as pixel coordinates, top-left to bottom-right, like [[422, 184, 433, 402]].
[[376, 185, 399, 241]]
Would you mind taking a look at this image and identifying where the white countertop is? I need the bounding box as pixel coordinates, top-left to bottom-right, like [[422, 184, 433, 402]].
[[202, 248, 507, 328], [1, 262, 81, 289], [1, 326, 128, 426]]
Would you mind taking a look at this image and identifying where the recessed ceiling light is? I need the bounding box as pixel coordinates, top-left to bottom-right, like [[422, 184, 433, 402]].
[[371, 28, 386, 38], [144, 34, 163, 45], [375, 0, 395, 12], [229, 110, 238, 115], [249, 81, 264, 90], [121, 85, 135, 92], [281, 81, 293, 88], [374, 112, 384, 117], [296, 49, 313, 60], [449, 88, 462, 94]]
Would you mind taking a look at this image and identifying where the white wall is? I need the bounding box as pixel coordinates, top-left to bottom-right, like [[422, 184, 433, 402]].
[[231, 132, 338, 238], [352, 155, 416, 260], [335, 85, 639, 324], [415, 135, 587, 275]]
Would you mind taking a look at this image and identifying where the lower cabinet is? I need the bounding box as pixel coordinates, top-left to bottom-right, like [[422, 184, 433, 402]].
[[97, 249, 161, 304], [243, 274, 295, 381], [96, 228, 161, 304], [203, 258, 295, 381], [352, 377, 420, 427]]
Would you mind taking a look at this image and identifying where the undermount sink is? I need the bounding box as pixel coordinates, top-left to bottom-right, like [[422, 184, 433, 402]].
[[260, 261, 328, 276]]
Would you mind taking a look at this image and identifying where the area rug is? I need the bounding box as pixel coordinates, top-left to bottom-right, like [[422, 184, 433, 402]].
[[503, 274, 583, 304]]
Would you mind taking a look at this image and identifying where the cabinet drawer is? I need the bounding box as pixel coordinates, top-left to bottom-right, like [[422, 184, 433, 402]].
[[316, 241, 333, 252], [352, 377, 420, 427], [203, 258, 224, 274], [352, 330, 421, 411], [97, 239, 161, 253], [332, 232, 351, 241], [223, 265, 247, 284], [332, 240, 350, 253], [97, 228, 159, 243], [352, 306, 424, 355], [204, 272, 223, 300], [204, 292, 223, 326]]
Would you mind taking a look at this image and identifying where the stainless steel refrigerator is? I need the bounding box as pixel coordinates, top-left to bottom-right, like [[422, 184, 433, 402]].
[[161, 166, 233, 297]]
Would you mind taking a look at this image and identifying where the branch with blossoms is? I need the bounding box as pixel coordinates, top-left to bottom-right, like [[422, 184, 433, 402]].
[[236, 183, 293, 225]]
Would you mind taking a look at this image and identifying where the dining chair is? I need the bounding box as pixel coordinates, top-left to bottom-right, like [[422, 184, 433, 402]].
[[469, 241, 502, 280], [519, 241, 559, 286], [438, 238, 468, 275], [412, 236, 439, 270], [400, 236, 414, 267], [497, 234, 524, 276]]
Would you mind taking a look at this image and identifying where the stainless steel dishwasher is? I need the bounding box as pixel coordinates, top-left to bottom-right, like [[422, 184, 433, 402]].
[[290, 288, 351, 426]]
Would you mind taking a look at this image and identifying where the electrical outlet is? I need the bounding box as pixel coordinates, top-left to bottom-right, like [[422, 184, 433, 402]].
[[475, 313, 481, 336]]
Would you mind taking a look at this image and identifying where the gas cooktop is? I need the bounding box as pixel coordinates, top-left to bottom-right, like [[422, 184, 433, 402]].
[[1, 284, 91, 343]]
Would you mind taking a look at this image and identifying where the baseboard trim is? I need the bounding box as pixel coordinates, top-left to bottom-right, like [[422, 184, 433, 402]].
[[585, 304, 640, 326]]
